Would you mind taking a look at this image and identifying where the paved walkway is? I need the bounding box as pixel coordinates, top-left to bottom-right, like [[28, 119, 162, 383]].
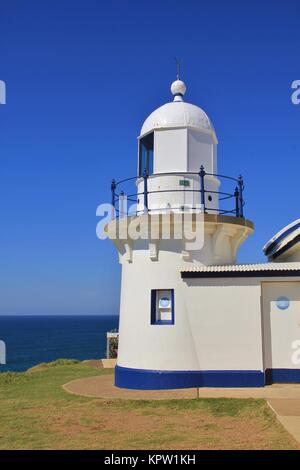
[[63, 373, 300, 443], [268, 399, 300, 444]]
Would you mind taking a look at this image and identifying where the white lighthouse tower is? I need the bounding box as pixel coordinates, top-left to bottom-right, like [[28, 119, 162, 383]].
[[106, 77, 254, 389]]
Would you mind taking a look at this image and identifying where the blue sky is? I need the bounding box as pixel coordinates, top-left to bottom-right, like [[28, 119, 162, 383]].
[[1, 0, 299, 315]]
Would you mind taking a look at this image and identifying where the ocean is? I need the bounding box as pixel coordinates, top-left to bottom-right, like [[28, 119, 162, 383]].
[[0, 315, 119, 372]]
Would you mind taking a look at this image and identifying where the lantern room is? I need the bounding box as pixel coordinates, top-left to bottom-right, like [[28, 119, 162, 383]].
[[136, 79, 220, 214]]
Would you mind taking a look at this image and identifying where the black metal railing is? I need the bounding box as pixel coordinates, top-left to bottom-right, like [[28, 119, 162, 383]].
[[110, 166, 245, 219]]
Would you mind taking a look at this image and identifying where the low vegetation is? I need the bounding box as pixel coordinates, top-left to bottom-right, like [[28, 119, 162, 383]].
[[0, 361, 298, 450]]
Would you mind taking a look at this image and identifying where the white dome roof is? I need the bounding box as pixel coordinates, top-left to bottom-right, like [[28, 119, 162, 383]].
[[140, 79, 216, 138], [140, 101, 214, 136]]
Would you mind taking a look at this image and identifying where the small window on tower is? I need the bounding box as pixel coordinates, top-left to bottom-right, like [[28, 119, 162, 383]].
[[139, 132, 154, 176], [151, 289, 174, 325]]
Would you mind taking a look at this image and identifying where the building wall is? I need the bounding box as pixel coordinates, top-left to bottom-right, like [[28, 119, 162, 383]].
[[183, 278, 264, 371], [117, 254, 264, 374], [116, 244, 300, 389], [112, 220, 300, 388]]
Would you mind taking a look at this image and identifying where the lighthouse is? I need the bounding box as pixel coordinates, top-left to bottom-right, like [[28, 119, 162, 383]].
[[105, 70, 300, 390], [105, 76, 300, 389]]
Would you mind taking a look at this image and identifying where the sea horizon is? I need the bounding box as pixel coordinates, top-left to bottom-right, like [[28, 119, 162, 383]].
[[0, 314, 119, 372]]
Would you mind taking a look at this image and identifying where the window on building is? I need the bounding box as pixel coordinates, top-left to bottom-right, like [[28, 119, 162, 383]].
[[151, 289, 174, 325], [139, 132, 154, 176]]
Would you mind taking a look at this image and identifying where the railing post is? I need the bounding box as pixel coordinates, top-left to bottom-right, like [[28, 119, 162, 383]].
[[143, 169, 148, 213], [234, 186, 240, 217], [120, 190, 126, 218], [199, 165, 206, 213], [111, 179, 116, 218], [111, 179, 116, 207], [238, 175, 244, 218]]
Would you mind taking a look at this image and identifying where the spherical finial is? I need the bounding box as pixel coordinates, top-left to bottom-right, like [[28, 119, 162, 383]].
[[171, 80, 186, 101]]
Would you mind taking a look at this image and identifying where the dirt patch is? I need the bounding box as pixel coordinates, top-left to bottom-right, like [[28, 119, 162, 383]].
[[26, 400, 298, 450]]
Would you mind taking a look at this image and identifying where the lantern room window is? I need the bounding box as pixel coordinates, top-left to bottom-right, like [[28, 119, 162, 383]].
[[139, 132, 154, 176]]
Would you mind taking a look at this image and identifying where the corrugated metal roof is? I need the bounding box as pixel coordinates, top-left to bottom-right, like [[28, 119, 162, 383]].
[[181, 262, 300, 273]]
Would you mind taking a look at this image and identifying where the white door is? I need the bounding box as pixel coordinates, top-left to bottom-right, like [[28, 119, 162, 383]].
[[262, 281, 300, 371]]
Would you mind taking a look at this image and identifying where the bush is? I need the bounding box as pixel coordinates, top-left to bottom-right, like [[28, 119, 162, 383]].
[[108, 337, 118, 358], [26, 358, 80, 373]]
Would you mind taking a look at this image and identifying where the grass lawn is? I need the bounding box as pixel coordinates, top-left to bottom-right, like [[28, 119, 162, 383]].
[[0, 360, 298, 450]]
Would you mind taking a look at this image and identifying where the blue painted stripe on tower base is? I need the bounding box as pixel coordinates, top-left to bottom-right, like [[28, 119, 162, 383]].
[[115, 365, 265, 389], [265, 368, 300, 384]]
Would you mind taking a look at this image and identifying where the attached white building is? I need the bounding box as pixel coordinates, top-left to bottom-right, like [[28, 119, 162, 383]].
[[106, 78, 300, 389]]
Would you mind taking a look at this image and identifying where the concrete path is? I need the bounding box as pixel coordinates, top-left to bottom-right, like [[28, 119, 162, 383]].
[[63, 373, 300, 443], [63, 373, 300, 400], [63, 374, 198, 400], [268, 399, 300, 444]]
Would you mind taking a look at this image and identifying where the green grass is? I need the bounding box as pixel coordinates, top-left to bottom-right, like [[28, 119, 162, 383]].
[[0, 361, 298, 450]]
